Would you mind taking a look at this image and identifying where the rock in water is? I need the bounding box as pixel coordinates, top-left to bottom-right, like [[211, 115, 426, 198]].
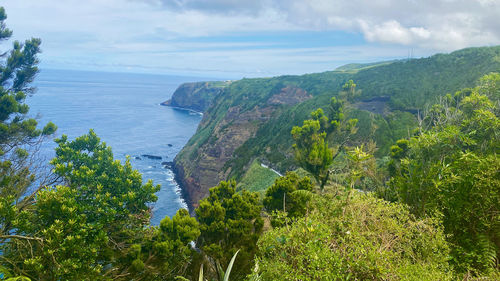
[[141, 154, 162, 160]]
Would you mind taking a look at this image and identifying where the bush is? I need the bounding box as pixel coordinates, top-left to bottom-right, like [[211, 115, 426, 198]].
[[263, 172, 312, 218], [252, 193, 453, 280]]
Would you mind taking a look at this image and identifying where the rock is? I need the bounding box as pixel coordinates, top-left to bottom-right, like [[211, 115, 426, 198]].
[[162, 161, 174, 169], [141, 154, 162, 160], [167, 144, 173, 147]]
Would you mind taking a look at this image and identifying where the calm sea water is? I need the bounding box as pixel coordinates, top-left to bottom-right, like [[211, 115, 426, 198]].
[[28, 69, 205, 225]]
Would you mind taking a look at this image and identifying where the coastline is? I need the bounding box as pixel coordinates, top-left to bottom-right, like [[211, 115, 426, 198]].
[[161, 103, 200, 215], [171, 159, 196, 216]]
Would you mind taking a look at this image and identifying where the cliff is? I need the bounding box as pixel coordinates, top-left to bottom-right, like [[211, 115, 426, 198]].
[[173, 84, 313, 208], [161, 81, 230, 112], [171, 46, 500, 209]]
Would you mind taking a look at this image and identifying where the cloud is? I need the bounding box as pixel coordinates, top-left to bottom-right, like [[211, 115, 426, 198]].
[[151, 0, 270, 15], [146, 0, 500, 50], [359, 20, 431, 45], [5, 0, 499, 50]]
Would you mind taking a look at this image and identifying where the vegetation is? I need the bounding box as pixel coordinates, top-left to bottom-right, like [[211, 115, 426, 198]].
[[250, 73, 498, 280], [291, 84, 358, 191], [1, 5, 500, 280], [263, 171, 312, 218], [129, 208, 200, 280], [385, 75, 500, 275], [252, 193, 453, 281], [1, 131, 198, 280], [236, 160, 280, 193], [195, 181, 263, 280], [0, 6, 57, 280], [197, 250, 239, 281]]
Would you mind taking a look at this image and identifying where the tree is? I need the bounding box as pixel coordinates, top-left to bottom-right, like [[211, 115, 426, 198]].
[[195, 180, 263, 280], [125, 208, 200, 280], [0, 6, 55, 279], [0, 6, 55, 155], [291, 116, 332, 191], [291, 96, 357, 191], [263, 171, 312, 218], [341, 79, 361, 102], [388, 74, 500, 275], [0, 6, 56, 212], [2, 131, 163, 280]]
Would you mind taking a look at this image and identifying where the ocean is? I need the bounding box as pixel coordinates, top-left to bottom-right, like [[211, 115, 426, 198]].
[[28, 69, 206, 225]]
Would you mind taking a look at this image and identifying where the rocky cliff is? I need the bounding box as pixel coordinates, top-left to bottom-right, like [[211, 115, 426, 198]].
[[161, 81, 230, 112], [173, 82, 313, 209]]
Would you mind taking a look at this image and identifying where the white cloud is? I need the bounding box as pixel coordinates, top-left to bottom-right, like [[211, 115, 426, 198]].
[[148, 0, 500, 50], [359, 20, 431, 45]]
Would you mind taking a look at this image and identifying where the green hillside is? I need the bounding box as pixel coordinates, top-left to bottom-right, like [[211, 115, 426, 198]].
[[174, 46, 500, 203], [229, 46, 500, 176]]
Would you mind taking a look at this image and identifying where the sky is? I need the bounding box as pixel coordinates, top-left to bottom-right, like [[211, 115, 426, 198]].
[[1, 0, 500, 79]]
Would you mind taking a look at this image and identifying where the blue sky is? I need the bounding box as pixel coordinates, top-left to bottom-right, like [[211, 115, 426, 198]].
[[2, 0, 499, 79]]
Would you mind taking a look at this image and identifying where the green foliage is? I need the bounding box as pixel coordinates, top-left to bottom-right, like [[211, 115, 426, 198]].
[[51, 130, 159, 223], [20, 185, 107, 280], [341, 79, 361, 102], [291, 118, 332, 190], [222, 249, 238, 281], [2, 131, 163, 280], [48, 131, 160, 263], [335, 60, 398, 72], [252, 193, 453, 280], [197, 250, 240, 281], [387, 74, 500, 275], [195, 181, 263, 280], [0, 7, 59, 279], [0, 265, 30, 281], [128, 208, 200, 280], [263, 172, 312, 219], [2, 5, 500, 279], [0, 5, 55, 206], [345, 144, 376, 191], [291, 96, 358, 191]]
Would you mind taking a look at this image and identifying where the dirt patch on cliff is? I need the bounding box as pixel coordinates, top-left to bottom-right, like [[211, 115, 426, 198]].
[[354, 96, 390, 116], [268, 86, 312, 106]]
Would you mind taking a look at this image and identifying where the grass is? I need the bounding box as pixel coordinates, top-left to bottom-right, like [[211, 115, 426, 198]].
[[237, 160, 280, 193]]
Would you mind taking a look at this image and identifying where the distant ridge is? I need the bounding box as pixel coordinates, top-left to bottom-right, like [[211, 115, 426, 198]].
[[335, 59, 400, 72]]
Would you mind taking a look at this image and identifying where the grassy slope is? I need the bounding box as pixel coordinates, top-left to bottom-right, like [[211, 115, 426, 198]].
[[236, 160, 280, 193]]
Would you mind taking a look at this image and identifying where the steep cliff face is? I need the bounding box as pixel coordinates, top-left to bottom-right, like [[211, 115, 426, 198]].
[[173, 84, 313, 208], [174, 82, 312, 207], [161, 81, 230, 112], [171, 46, 500, 209]]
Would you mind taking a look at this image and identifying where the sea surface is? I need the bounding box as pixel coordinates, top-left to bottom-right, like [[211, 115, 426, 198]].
[[28, 69, 206, 225]]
